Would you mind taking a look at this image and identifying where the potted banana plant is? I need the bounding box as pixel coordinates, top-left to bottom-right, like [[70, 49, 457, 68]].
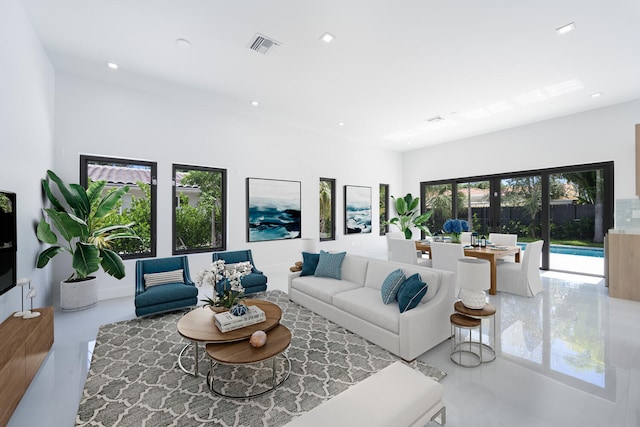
[[387, 193, 433, 239], [36, 170, 139, 311]]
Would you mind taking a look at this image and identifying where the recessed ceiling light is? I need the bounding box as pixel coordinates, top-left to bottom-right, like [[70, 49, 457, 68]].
[[555, 22, 576, 35], [251, 100, 259, 106], [320, 32, 335, 43], [175, 38, 191, 48], [337, 122, 345, 126], [591, 92, 602, 98], [106, 62, 119, 70]]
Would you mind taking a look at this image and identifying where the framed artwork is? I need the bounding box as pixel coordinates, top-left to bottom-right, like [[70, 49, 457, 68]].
[[344, 185, 372, 234], [247, 178, 301, 242], [319, 178, 336, 241]]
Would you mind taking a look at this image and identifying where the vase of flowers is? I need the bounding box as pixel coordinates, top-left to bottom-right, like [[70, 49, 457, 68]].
[[443, 219, 470, 244], [196, 259, 253, 311]]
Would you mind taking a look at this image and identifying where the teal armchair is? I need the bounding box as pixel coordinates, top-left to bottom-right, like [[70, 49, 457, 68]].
[[135, 256, 198, 317]]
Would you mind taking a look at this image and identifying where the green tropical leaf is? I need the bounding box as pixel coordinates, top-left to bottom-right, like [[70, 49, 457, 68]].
[[36, 246, 65, 268], [100, 248, 126, 279], [68, 183, 91, 219], [72, 242, 102, 279], [94, 185, 130, 219], [395, 197, 407, 215], [42, 177, 65, 212], [86, 180, 107, 205], [36, 218, 58, 245], [47, 170, 87, 217], [44, 208, 87, 242]]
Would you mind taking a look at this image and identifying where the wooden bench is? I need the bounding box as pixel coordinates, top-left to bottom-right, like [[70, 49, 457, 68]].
[[284, 361, 446, 426]]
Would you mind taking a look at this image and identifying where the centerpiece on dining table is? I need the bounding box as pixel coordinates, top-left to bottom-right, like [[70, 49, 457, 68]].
[[442, 219, 470, 244], [196, 259, 252, 314]]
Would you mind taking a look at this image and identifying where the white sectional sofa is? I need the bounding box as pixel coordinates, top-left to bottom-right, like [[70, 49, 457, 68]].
[[288, 253, 455, 361]]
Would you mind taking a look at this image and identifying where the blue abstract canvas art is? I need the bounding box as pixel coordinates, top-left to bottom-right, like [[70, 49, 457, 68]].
[[247, 178, 301, 242], [344, 185, 372, 234]]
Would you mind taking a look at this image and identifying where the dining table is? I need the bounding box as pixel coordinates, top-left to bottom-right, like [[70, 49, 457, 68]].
[[415, 241, 521, 295]]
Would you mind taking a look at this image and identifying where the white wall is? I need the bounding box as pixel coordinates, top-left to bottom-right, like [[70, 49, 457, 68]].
[[53, 73, 402, 300], [0, 0, 55, 320], [402, 100, 640, 207]]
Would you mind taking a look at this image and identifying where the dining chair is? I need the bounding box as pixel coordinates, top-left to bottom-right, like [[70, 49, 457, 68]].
[[488, 233, 518, 263], [460, 232, 472, 246], [388, 238, 432, 267], [430, 242, 470, 297], [496, 240, 544, 297], [385, 231, 405, 260]]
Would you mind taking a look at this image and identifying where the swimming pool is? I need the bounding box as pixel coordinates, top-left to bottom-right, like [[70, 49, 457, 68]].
[[517, 243, 604, 258]]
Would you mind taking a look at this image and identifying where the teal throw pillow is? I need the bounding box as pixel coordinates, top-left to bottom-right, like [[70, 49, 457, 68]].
[[300, 252, 320, 276], [380, 269, 406, 304], [314, 250, 346, 279], [397, 273, 428, 313]]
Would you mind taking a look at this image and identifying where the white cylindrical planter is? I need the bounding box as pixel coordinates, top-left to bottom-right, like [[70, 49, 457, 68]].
[[60, 277, 98, 311]]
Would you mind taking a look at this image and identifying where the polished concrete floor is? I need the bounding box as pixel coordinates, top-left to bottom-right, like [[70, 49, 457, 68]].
[[7, 269, 639, 427]]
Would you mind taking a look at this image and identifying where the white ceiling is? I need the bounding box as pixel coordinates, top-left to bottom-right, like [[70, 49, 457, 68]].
[[21, 0, 640, 152]]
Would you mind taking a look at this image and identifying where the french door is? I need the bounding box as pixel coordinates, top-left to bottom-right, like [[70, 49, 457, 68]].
[[421, 162, 613, 276]]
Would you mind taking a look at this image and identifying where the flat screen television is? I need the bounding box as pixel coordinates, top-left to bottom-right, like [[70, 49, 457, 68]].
[[0, 190, 17, 296]]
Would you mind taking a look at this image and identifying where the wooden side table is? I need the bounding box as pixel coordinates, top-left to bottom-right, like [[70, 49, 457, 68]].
[[176, 299, 282, 377], [206, 324, 292, 398], [454, 301, 496, 363]]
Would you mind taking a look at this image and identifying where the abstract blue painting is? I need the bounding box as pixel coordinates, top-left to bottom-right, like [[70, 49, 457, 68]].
[[247, 178, 301, 242], [344, 185, 372, 234]]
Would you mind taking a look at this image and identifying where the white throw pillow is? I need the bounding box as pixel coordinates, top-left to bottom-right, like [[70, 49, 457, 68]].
[[144, 269, 184, 288]]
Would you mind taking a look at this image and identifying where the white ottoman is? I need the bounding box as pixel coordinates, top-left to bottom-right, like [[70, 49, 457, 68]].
[[284, 361, 446, 426]]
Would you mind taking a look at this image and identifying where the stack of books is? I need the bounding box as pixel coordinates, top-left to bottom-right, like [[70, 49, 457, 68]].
[[214, 305, 266, 333]]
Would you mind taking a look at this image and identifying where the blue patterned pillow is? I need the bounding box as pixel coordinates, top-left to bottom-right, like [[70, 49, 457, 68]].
[[314, 250, 346, 279], [381, 269, 406, 304], [300, 252, 320, 276], [397, 273, 428, 313]]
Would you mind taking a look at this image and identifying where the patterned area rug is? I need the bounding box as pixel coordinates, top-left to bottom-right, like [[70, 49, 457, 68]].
[[77, 290, 446, 426]]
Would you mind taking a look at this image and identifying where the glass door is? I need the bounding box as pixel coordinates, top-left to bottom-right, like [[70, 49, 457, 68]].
[[422, 182, 453, 236], [499, 175, 543, 240], [457, 181, 491, 236], [548, 169, 605, 275]]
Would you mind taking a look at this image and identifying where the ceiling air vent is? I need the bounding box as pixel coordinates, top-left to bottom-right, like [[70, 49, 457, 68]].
[[426, 115, 445, 123], [248, 33, 281, 54]]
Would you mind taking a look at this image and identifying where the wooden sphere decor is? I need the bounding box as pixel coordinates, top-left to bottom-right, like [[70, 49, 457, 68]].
[[249, 330, 267, 348]]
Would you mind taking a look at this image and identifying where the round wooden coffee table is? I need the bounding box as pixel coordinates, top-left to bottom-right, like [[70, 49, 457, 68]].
[[205, 324, 292, 398], [176, 299, 282, 377]]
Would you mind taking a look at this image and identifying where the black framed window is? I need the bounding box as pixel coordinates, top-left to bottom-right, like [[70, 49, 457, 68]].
[[379, 184, 389, 236], [319, 178, 335, 241], [173, 164, 226, 254], [420, 161, 613, 276], [80, 155, 156, 259]]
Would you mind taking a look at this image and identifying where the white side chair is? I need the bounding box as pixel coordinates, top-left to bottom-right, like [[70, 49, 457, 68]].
[[431, 242, 469, 297], [496, 240, 544, 297], [489, 233, 518, 263], [385, 231, 404, 260], [388, 238, 432, 267], [457, 258, 491, 309], [460, 232, 472, 246]]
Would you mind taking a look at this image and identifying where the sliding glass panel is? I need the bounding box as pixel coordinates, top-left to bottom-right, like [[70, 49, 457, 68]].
[[548, 170, 605, 275], [422, 183, 453, 235], [456, 181, 490, 235], [500, 175, 543, 242]]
